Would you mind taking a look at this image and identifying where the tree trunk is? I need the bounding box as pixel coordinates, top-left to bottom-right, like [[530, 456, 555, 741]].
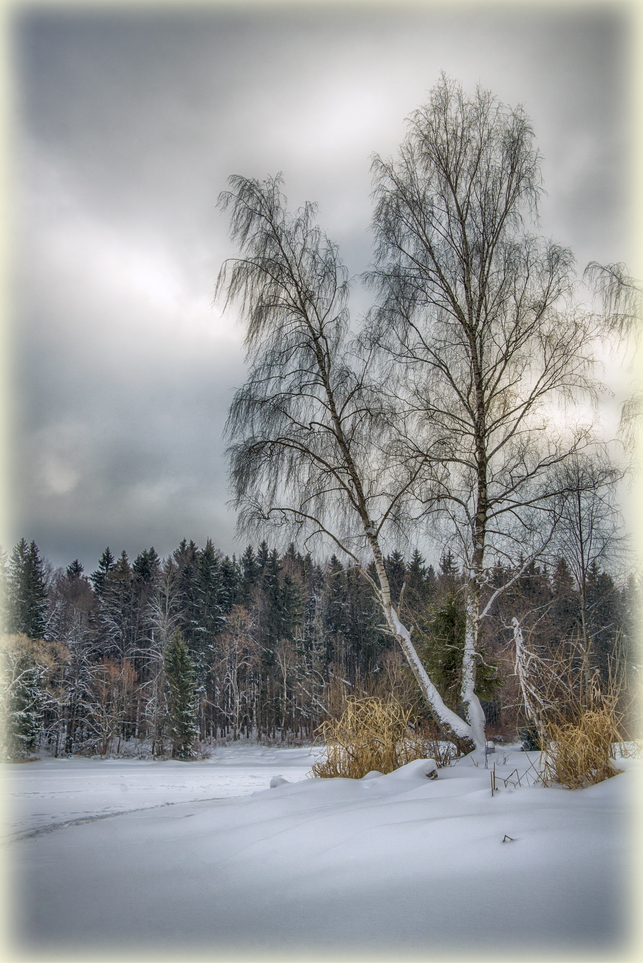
[[460, 574, 487, 750], [367, 533, 478, 753]]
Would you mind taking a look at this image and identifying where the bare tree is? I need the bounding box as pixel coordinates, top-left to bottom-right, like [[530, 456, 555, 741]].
[[143, 557, 183, 755], [551, 451, 626, 695], [212, 605, 261, 740], [367, 77, 605, 747], [217, 173, 476, 751], [87, 658, 138, 756]]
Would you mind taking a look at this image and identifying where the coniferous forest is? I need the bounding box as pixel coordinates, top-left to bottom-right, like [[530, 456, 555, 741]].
[[0, 535, 636, 759]]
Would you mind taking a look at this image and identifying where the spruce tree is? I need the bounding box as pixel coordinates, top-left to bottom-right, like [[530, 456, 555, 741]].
[[66, 559, 84, 580], [239, 545, 259, 606], [96, 551, 135, 659], [90, 547, 116, 596], [8, 539, 49, 639], [0, 547, 9, 633], [164, 631, 198, 759]]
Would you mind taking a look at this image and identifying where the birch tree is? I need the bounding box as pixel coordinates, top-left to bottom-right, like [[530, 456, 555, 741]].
[[217, 174, 476, 751], [366, 77, 604, 747], [584, 260, 642, 451]]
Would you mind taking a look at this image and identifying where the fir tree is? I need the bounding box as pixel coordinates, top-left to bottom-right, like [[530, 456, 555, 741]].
[[164, 631, 198, 759], [8, 539, 49, 639], [90, 547, 116, 596]]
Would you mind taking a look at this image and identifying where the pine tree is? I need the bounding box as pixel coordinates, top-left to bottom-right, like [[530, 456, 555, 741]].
[[164, 631, 198, 759]]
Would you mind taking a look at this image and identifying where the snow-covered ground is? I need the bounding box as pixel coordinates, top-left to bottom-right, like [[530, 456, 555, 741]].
[[2, 744, 639, 961]]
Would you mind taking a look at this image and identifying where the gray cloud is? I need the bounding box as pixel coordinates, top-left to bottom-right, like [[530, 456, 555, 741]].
[[8, 1, 632, 570]]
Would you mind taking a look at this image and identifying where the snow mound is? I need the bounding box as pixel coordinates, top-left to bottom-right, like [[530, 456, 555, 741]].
[[269, 775, 290, 788], [379, 757, 438, 781]]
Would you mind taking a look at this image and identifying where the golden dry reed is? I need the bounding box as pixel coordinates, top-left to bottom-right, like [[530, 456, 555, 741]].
[[312, 696, 431, 779], [536, 645, 634, 789]]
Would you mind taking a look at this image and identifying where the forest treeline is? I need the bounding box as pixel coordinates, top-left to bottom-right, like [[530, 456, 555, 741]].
[[1, 536, 636, 759]]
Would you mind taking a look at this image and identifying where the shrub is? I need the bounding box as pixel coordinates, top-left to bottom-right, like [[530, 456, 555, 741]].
[[515, 628, 632, 789], [540, 708, 621, 788]]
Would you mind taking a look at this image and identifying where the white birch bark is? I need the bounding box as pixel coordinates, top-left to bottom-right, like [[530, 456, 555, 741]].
[[367, 533, 476, 751]]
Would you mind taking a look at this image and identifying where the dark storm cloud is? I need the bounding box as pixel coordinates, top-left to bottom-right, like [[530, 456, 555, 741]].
[[8, 0, 633, 571]]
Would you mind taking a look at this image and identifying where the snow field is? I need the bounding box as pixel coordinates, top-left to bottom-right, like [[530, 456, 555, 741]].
[[2, 744, 639, 961]]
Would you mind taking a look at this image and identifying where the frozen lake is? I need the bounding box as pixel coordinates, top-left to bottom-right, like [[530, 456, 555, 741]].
[[2, 744, 321, 839]]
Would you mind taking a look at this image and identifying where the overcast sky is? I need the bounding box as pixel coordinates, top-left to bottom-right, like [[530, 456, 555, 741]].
[[7, 0, 635, 572]]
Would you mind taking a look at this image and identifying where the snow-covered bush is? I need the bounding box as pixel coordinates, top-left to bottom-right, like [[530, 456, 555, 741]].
[[0, 633, 69, 760]]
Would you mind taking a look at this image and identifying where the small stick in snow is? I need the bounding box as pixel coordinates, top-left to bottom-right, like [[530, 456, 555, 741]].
[[502, 835, 515, 843]]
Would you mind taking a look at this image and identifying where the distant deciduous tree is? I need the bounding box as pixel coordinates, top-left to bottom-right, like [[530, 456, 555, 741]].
[[552, 452, 625, 693], [213, 605, 260, 739], [88, 658, 138, 756]]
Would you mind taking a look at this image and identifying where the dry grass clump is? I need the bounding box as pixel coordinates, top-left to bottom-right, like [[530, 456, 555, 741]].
[[539, 704, 622, 789], [528, 643, 629, 789], [312, 696, 430, 779]]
